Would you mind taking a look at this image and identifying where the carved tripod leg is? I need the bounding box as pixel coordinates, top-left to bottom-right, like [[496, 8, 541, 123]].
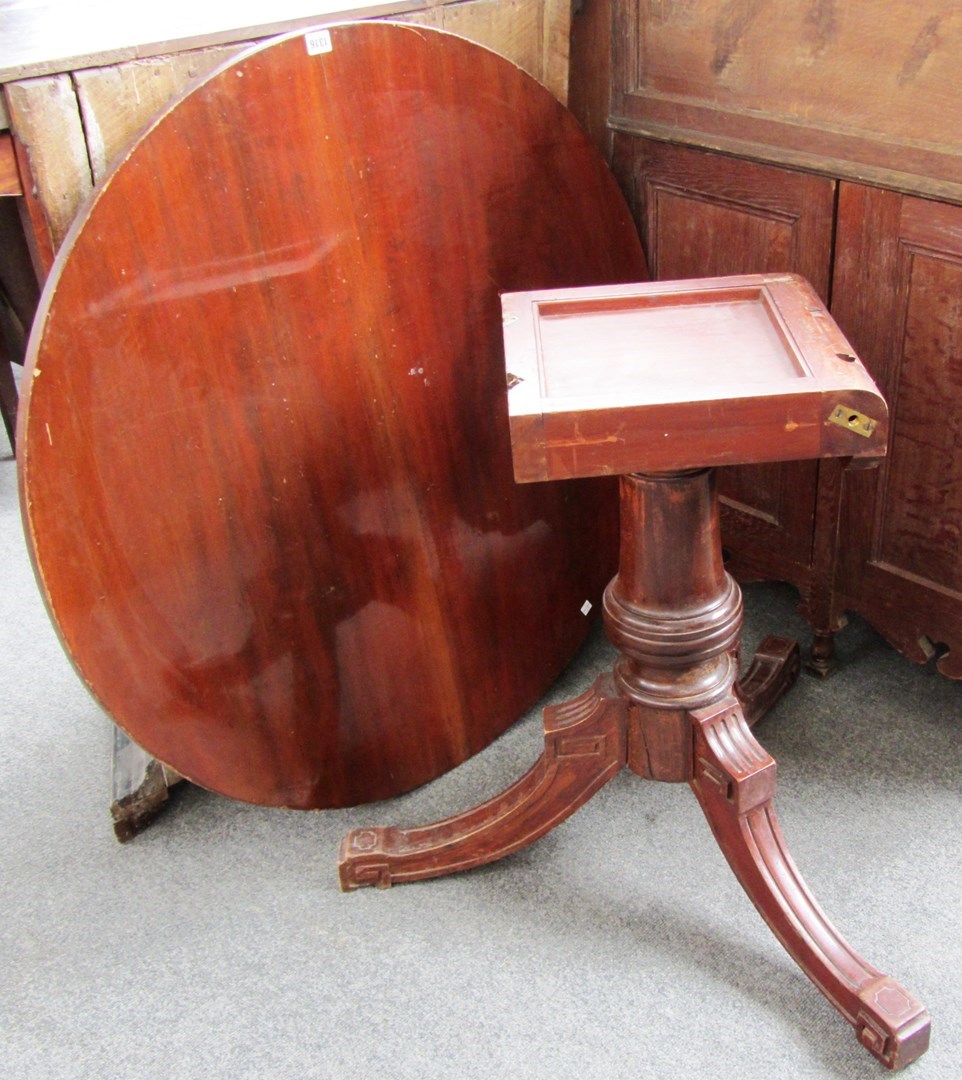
[[339, 674, 627, 890], [690, 696, 930, 1072], [735, 635, 801, 729]]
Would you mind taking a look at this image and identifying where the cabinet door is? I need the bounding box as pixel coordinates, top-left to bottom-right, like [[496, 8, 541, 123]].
[[831, 184, 962, 676], [611, 137, 836, 588]]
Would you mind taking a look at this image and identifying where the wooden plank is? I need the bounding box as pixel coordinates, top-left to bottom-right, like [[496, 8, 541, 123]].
[[0, 132, 21, 195], [540, 0, 570, 104], [7, 131, 56, 279], [3, 75, 92, 253], [569, 0, 612, 153], [74, 44, 249, 182], [620, 0, 962, 150], [0, 0, 426, 82]]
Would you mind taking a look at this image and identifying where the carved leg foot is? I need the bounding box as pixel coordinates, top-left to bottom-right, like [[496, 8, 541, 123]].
[[339, 674, 628, 890], [735, 635, 801, 728], [690, 696, 930, 1071], [807, 630, 837, 679]]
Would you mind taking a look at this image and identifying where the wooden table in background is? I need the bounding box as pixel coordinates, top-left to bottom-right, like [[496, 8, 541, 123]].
[[18, 22, 648, 829], [1, 0, 579, 833]]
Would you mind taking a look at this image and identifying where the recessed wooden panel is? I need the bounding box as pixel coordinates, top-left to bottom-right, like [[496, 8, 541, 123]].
[[611, 136, 835, 586], [19, 23, 647, 808], [644, 189, 799, 284], [620, 139, 834, 300], [877, 249, 962, 592], [832, 184, 962, 675], [611, 0, 962, 203]]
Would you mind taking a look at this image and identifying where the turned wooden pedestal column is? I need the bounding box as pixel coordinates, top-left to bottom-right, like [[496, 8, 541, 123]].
[[339, 274, 931, 1071], [608, 468, 742, 768]]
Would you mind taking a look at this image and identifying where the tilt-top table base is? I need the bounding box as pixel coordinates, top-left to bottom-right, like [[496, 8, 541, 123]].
[[340, 468, 930, 1071], [341, 277, 930, 1069]]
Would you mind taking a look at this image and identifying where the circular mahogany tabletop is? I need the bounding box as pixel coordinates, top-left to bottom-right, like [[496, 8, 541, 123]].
[[19, 22, 647, 808]]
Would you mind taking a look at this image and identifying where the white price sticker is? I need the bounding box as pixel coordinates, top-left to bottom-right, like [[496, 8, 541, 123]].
[[305, 29, 333, 56]]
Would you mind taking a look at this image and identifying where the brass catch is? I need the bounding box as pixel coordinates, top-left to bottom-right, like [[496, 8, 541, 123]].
[[829, 404, 877, 439], [506, 372, 523, 389]]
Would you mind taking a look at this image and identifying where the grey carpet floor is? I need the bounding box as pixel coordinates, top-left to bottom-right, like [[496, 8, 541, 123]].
[[2, 449, 960, 1079]]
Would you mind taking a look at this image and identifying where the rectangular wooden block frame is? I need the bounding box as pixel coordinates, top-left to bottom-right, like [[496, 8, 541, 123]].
[[502, 273, 887, 482]]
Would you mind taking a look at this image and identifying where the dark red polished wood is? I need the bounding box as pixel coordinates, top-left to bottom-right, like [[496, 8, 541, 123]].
[[341, 276, 929, 1071], [18, 22, 647, 808], [501, 274, 886, 481]]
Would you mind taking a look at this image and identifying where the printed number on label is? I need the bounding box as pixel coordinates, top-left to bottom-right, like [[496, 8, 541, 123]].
[[305, 30, 333, 55]]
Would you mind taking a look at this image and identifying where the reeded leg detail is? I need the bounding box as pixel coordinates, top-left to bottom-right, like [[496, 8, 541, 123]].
[[735, 635, 800, 728], [338, 674, 628, 890], [690, 695, 930, 1071]]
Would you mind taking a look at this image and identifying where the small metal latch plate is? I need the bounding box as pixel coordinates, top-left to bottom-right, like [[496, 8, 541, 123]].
[[829, 404, 877, 438], [506, 372, 523, 389]]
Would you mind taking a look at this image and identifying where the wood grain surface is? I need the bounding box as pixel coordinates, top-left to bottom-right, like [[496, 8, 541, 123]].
[[19, 22, 647, 808], [830, 184, 962, 676], [611, 0, 962, 204], [0, 131, 20, 195]]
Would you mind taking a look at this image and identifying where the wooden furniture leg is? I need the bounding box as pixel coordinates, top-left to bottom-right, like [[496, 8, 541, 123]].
[[736, 635, 801, 727], [339, 676, 628, 889], [341, 279, 930, 1069], [338, 639, 802, 891], [691, 695, 930, 1070], [0, 351, 16, 451], [340, 468, 929, 1070]]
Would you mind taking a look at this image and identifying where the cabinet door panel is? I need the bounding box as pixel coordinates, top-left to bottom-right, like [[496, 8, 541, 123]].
[[832, 184, 962, 675], [612, 137, 836, 587]]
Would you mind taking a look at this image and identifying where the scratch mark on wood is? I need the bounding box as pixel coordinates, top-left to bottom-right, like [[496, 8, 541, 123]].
[[899, 15, 943, 85], [804, 0, 837, 58], [711, 0, 762, 75]]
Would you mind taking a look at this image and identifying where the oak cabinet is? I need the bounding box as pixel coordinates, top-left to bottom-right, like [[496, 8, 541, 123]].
[[602, 0, 962, 675], [830, 186, 962, 675], [611, 135, 962, 674], [610, 0, 962, 205]]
